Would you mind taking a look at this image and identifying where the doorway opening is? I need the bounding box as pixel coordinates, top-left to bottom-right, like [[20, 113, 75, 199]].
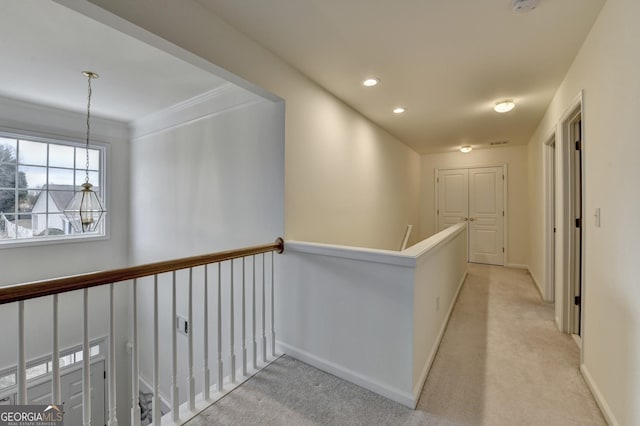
[[557, 92, 585, 342], [568, 110, 583, 337], [543, 135, 556, 303]]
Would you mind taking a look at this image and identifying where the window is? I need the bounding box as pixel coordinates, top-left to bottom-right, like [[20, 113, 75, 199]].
[[0, 133, 105, 244], [0, 343, 101, 392]]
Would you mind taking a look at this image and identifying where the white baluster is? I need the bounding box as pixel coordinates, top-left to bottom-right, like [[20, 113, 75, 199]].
[[131, 280, 141, 426], [171, 272, 179, 422], [271, 252, 276, 357], [52, 295, 61, 404], [188, 268, 195, 410], [17, 301, 26, 404], [203, 265, 211, 401], [262, 253, 267, 362], [82, 289, 91, 426], [229, 261, 236, 383], [152, 276, 161, 426], [252, 256, 257, 369], [241, 257, 247, 376], [108, 284, 118, 426], [217, 263, 223, 392]]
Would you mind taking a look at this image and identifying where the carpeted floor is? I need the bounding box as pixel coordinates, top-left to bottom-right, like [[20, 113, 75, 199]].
[[187, 264, 606, 425]]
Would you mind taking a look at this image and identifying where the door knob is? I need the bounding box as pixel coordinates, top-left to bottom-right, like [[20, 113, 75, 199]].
[[463, 217, 468, 221], [469, 218, 475, 221]]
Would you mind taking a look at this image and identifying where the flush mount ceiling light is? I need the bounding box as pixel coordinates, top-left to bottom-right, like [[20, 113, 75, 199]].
[[460, 146, 472, 153], [393, 107, 406, 114], [64, 71, 107, 233], [494, 100, 516, 113], [362, 78, 380, 87]]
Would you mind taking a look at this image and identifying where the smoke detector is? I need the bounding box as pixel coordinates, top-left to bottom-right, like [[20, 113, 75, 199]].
[[512, 0, 540, 14]]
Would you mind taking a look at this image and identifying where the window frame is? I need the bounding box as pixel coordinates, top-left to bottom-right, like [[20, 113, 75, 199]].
[[0, 129, 109, 248]]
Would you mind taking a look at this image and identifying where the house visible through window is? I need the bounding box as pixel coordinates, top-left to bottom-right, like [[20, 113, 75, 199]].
[[0, 134, 105, 243]]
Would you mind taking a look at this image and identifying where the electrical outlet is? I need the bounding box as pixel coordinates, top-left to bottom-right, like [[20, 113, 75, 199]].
[[177, 316, 189, 336]]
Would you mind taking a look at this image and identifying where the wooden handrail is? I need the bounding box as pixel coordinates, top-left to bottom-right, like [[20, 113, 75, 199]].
[[0, 238, 284, 305]]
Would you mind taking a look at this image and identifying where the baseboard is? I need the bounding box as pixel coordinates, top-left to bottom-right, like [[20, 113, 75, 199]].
[[506, 263, 529, 270], [276, 341, 415, 408], [412, 271, 468, 404], [580, 364, 619, 426]]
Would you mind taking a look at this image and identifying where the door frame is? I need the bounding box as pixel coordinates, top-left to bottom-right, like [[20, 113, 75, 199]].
[[555, 91, 586, 353], [543, 133, 556, 303], [435, 163, 508, 266]]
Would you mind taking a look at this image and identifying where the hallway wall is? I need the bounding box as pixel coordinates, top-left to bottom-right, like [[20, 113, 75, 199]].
[[77, 0, 421, 251], [419, 145, 529, 267], [528, 0, 640, 423]]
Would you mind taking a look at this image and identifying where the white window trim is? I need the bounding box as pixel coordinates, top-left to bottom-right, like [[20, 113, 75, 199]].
[[0, 128, 109, 248]]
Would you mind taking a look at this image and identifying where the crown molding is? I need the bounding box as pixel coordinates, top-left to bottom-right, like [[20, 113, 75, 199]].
[[130, 83, 264, 140]]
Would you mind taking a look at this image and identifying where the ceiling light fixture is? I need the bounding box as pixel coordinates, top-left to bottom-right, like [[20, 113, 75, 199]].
[[460, 146, 472, 153], [363, 78, 380, 87], [494, 100, 516, 113], [64, 71, 107, 233], [393, 107, 406, 114]]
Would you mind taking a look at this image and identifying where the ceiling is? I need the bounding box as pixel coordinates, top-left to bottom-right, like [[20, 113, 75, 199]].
[[0, 0, 229, 122], [197, 0, 605, 153]]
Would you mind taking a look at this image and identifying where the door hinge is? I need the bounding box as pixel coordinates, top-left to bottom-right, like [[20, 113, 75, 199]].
[[575, 141, 582, 151], [502, 174, 505, 180], [437, 209, 439, 215], [437, 177, 439, 183], [553, 227, 556, 233], [575, 218, 581, 228], [574, 295, 581, 306], [502, 247, 505, 253], [104, 371, 106, 379], [502, 211, 504, 217]]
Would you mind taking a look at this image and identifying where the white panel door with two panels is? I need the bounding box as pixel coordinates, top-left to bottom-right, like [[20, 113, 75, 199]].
[[437, 166, 504, 266]]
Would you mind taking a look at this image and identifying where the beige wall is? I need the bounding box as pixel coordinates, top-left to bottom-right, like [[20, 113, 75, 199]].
[[419, 145, 529, 267], [77, 0, 421, 250], [528, 0, 640, 423]]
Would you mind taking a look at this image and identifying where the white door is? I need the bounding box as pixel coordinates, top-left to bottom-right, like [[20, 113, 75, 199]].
[[437, 169, 469, 231], [26, 361, 105, 426], [468, 167, 504, 265], [437, 166, 505, 266]]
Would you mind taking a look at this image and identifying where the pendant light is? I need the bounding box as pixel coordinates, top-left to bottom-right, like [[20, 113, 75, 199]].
[[64, 71, 106, 233]]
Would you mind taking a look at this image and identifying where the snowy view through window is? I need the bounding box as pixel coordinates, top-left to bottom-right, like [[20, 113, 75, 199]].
[[0, 135, 103, 242]]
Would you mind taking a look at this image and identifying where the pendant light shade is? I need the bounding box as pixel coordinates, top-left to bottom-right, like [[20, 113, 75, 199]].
[[64, 182, 105, 232], [64, 71, 106, 233]]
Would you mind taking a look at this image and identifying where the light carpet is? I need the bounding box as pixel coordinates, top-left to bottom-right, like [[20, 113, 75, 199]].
[[188, 263, 605, 425]]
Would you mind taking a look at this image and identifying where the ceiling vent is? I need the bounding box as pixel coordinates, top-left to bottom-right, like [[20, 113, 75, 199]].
[[512, 0, 540, 14], [490, 140, 509, 146]]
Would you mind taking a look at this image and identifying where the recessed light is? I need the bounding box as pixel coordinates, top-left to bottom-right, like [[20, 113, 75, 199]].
[[393, 107, 406, 114], [460, 146, 472, 153], [494, 100, 515, 113], [363, 78, 380, 87]]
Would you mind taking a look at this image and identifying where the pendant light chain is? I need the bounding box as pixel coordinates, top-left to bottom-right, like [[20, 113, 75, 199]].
[[85, 74, 92, 185], [63, 70, 106, 234]]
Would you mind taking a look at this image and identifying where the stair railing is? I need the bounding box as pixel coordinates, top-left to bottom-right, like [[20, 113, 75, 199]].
[[0, 238, 284, 426]]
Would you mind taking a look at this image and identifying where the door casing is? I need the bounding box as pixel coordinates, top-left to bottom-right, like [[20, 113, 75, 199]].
[[554, 91, 586, 358]]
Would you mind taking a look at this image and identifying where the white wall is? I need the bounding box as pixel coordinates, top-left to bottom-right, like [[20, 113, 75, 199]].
[[129, 91, 284, 405], [419, 145, 529, 267], [527, 0, 640, 423], [279, 223, 467, 408], [0, 96, 131, 421], [74, 0, 422, 251]]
